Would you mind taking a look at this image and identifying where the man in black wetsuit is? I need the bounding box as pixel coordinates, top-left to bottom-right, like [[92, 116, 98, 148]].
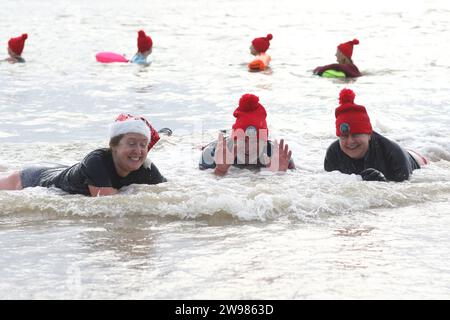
[[199, 93, 295, 176], [324, 89, 427, 182]]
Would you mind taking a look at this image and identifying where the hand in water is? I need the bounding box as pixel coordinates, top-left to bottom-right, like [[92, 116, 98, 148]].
[[214, 133, 236, 176], [360, 168, 387, 182]]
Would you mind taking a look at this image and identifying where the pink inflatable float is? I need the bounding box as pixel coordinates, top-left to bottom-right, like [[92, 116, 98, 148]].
[[95, 52, 129, 63]]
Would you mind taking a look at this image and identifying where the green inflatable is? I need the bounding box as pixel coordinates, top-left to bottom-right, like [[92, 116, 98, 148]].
[[322, 69, 346, 78]]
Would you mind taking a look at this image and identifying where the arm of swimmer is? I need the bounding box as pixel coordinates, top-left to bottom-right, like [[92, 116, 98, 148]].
[[314, 64, 337, 75], [88, 185, 119, 197]]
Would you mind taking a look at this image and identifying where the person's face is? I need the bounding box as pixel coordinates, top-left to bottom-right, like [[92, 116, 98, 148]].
[[143, 48, 152, 57], [7, 47, 17, 58], [339, 133, 370, 159], [335, 49, 347, 64], [234, 136, 264, 164], [249, 45, 258, 56], [111, 133, 149, 176]]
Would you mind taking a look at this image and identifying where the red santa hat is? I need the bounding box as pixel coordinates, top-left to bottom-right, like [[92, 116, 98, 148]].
[[232, 94, 268, 140], [335, 89, 372, 136], [8, 33, 28, 56], [251, 34, 273, 53], [110, 113, 160, 151], [137, 30, 153, 53], [337, 39, 359, 59]]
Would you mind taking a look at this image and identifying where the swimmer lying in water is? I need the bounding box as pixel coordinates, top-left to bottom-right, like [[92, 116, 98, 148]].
[[324, 89, 427, 182], [0, 114, 169, 196]]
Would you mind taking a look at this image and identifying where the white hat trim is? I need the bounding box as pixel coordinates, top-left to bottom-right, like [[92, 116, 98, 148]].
[[109, 118, 151, 143]]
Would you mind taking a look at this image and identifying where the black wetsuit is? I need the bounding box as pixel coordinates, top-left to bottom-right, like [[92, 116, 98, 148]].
[[324, 132, 420, 182], [33, 149, 166, 195]]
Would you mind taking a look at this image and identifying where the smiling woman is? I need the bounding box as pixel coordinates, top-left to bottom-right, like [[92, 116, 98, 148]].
[[324, 89, 426, 182], [0, 114, 167, 196]]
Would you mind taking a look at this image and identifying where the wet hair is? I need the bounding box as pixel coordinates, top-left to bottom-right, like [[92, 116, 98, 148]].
[[109, 134, 125, 149]]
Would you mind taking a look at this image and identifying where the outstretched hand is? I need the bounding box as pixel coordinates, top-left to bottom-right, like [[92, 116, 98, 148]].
[[266, 139, 292, 172], [214, 133, 236, 176]]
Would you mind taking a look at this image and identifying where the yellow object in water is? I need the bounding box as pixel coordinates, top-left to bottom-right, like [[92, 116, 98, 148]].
[[322, 69, 346, 78]]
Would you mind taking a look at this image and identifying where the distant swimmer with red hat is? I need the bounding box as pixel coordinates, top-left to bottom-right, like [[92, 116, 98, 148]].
[[248, 34, 273, 72], [199, 94, 295, 176], [95, 30, 153, 65], [3, 33, 28, 63], [130, 30, 153, 65], [0, 114, 169, 196], [324, 89, 427, 182], [314, 39, 362, 78]]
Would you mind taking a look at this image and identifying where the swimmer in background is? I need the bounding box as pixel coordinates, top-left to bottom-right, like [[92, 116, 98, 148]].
[[248, 34, 272, 71], [130, 30, 153, 66], [4, 33, 28, 63], [0, 114, 169, 196], [324, 88, 427, 182], [314, 39, 362, 78], [199, 93, 295, 176]]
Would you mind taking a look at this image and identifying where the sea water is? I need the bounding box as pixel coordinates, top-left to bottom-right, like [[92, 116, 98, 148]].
[[1, 0, 450, 299]]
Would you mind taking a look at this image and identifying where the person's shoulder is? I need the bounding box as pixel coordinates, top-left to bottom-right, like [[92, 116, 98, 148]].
[[202, 139, 220, 153], [199, 139, 219, 170], [144, 160, 159, 171], [326, 139, 340, 152], [138, 160, 167, 183], [85, 148, 109, 157], [324, 139, 343, 162], [372, 131, 406, 154], [131, 53, 149, 65], [82, 148, 110, 164], [344, 63, 361, 77], [372, 131, 398, 147], [324, 139, 342, 170], [130, 53, 141, 62]]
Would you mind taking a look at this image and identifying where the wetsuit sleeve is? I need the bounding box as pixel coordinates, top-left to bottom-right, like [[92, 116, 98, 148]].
[[314, 64, 336, 75], [314, 63, 361, 77], [81, 152, 113, 187], [383, 143, 414, 182], [199, 142, 217, 170]]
